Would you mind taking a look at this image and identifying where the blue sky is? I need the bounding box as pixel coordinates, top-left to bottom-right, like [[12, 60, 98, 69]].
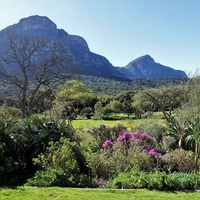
[[0, 0, 200, 74]]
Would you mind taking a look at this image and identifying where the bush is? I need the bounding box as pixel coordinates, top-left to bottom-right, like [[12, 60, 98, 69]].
[[85, 123, 127, 151], [108, 171, 200, 190], [131, 121, 167, 143], [162, 148, 195, 173], [26, 138, 90, 187], [0, 106, 22, 119], [164, 172, 200, 190], [89, 131, 161, 180]]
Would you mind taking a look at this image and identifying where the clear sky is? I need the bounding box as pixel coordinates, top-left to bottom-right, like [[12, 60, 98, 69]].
[[0, 0, 200, 74]]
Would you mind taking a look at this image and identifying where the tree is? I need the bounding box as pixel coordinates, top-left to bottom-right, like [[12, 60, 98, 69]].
[[0, 34, 71, 117], [57, 80, 95, 109], [94, 101, 104, 119], [132, 91, 153, 119], [115, 92, 134, 119], [142, 87, 187, 122], [109, 100, 122, 116]]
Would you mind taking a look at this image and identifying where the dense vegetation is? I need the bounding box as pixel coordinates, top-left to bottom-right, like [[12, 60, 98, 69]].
[[0, 72, 200, 191], [0, 34, 200, 191], [75, 75, 187, 95]]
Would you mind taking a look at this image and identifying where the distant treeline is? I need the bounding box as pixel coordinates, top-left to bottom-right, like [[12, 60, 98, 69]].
[[75, 75, 187, 95]]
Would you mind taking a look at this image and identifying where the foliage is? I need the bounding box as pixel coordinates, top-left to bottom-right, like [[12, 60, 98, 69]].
[[94, 101, 105, 119], [80, 107, 94, 119], [161, 148, 195, 173], [57, 80, 95, 109], [61, 100, 77, 125], [89, 131, 169, 180], [108, 170, 200, 190], [0, 115, 79, 185], [84, 123, 127, 151], [27, 137, 90, 187], [77, 74, 187, 95], [32, 88, 56, 114], [131, 120, 167, 143], [185, 116, 200, 172], [0, 106, 22, 119]]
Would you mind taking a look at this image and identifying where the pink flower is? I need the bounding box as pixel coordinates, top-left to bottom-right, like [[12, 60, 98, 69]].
[[148, 149, 162, 158], [103, 140, 113, 148]]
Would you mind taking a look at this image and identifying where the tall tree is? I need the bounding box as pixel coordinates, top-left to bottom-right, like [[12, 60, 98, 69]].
[[0, 34, 72, 117]]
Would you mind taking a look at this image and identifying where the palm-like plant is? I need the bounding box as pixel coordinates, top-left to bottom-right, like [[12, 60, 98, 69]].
[[185, 116, 200, 172], [167, 113, 187, 149]]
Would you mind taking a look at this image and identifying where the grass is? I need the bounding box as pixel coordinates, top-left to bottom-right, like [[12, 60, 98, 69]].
[[0, 187, 200, 200], [72, 118, 165, 129]]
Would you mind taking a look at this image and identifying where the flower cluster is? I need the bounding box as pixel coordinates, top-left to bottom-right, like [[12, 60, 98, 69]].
[[148, 149, 162, 158], [103, 131, 162, 158]]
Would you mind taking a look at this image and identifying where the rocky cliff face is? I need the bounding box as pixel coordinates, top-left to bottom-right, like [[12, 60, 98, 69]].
[[0, 15, 187, 80]]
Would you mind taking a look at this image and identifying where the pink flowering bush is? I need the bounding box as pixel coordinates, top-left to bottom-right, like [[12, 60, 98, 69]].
[[111, 131, 160, 158], [90, 131, 178, 180], [90, 131, 161, 179]]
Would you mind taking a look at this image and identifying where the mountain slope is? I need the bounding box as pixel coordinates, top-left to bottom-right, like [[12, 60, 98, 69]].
[[117, 55, 187, 78]]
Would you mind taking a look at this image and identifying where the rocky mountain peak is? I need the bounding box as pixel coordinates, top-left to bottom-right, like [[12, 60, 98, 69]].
[[130, 54, 155, 65], [1, 15, 58, 37], [121, 54, 187, 78], [18, 15, 57, 32]]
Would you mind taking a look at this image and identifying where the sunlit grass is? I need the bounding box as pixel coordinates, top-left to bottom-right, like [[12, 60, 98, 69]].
[[0, 187, 199, 200], [72, 118, 165, 129]]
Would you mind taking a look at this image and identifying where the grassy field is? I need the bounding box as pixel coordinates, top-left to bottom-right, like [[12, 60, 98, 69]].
[[0, 187, 199, 200], [72, 118, 165, 129]]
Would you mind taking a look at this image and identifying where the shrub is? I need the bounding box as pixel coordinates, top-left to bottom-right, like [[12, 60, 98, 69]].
[[108, 171, 200, 190], [0, 106, 22, 119], [85, 123, 127, 151], [131, 121, 167, 143], [162, 148, 195, 173], [26, 138, 90, 187], [89, 131, 163, 180], [164, 172, 200, 190]]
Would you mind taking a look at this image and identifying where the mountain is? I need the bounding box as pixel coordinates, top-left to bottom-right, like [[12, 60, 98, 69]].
[[0, 15, 127, 81], [117, 55, 187, 78], [0, 15, 187, 80]]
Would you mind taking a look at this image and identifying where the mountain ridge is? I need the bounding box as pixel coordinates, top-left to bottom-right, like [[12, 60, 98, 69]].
[[117, 54, 187, 78], [0, 15, 187, 80]]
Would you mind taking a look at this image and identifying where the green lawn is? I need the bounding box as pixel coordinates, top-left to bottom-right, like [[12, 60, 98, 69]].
[[0, 187, 199, 200], [72, 118, 165, 129]]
